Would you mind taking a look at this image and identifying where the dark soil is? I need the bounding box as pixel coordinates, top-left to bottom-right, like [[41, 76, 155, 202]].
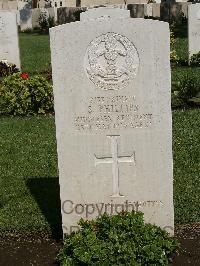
[[172, 223, 200, 265], [0, 235, 62, 266], [0, 224, 200, 266]]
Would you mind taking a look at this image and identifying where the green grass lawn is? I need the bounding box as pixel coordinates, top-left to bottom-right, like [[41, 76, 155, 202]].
[[173, 23, 188, 62], [0, 109, 199, 237], [19, 33, 51, 74], [173, 109, 200, 225], [0, 116, 60, 237]]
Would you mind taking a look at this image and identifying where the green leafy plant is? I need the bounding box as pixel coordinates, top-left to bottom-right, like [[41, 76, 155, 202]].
[[48, 16, 56, 28], [0, 73, 54, 115], [39, 13, 49, 33], [190, 52, 200, 67], [0, 60, 19, 77], [170, 31, 179, 64], [39, 13, 56, 33], [58, 212, 179, 266], [172, 71, 200, 107]]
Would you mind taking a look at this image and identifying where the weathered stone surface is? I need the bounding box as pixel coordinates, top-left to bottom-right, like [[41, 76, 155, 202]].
[[80, 7, 130, 21], [188, 4, 200, 58], [50, 18, 174, 235], [0, 10, 20, 68]]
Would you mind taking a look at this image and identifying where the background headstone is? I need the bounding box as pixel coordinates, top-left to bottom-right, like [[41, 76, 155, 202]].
[[152, 3, 160, 18], [0, 11, 20, 68], [170, 3, 182, 24], [81, 0, 125, 7], [1, 0, 8, 10], [188, 3, 200, 58], [47, 7, 57, 22], [57, 7, 86, 24], [144, 3, 153, 17], [20, 2, 32, 31], [160, 2, 170, 22], [128, 4, 144, 18], [181, 2, 191, 19], [126, 0, 148, 4], [50, 18, 174, 235], [7, 0, 18, 10], [31, 8, 41, 28], [80, 7, 130, 21], [37, 0, 47, 8]]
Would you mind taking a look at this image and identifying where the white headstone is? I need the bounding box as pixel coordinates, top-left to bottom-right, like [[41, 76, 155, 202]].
[[17, 1, 27, 11], [8, 0, 18, 10], [0, 11, 20, 68], [181, 2, 191, 19], [126, 0, 148, 3], [47, 7, 57, 22], [188, 4, 200, 58], [145, 3, 153, 17], [50, 18, 174, 235], [19, 2, 32, 31], [31, 8, 41, 28], [80, 7, 130, 21], [81, 0, 125, 7], [152, 3, 160, 18]]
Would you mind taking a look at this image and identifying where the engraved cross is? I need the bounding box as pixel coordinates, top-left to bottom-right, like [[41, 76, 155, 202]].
[[95, 135, 135, 198]]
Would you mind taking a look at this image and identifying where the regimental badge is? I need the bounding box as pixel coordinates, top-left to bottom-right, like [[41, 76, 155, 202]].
[[84, 32, 139, 90]]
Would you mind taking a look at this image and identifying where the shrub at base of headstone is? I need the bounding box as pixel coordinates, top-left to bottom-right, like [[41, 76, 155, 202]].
[[57, 212, 179, 266]]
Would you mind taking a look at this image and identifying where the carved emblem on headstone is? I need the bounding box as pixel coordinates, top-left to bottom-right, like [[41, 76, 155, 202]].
[[84, 32, 139, 90]]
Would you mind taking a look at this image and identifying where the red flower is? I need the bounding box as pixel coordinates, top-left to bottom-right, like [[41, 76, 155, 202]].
[[20, 73, 29, 79]]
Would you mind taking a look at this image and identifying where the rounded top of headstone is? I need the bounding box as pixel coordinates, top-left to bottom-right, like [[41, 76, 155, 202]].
[[84, 32, 139, 91]]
